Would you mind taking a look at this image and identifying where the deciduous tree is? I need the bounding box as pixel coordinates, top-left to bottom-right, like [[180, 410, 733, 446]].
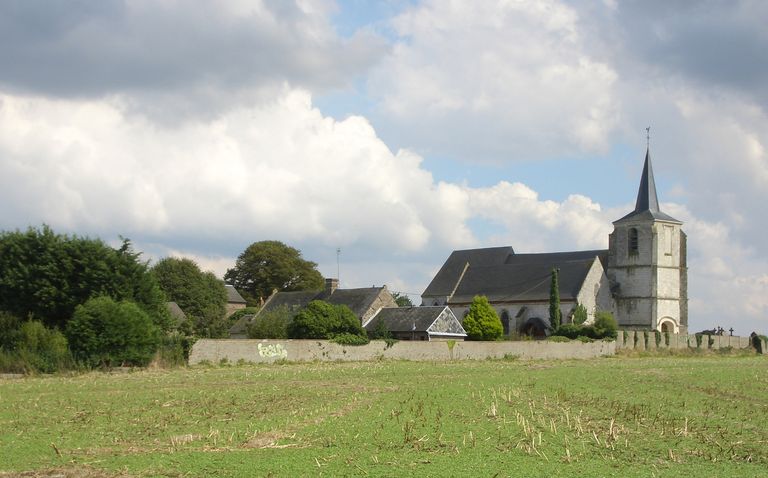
[[0, 226, 171, 331], [224, 241, 324, 304], [152, 257, 227, 337], [66, 296, 161, 367], [287, 300, 365, 339]]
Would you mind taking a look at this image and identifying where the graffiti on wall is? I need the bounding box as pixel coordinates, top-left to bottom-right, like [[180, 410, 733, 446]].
[[258, 343, 288, 359]]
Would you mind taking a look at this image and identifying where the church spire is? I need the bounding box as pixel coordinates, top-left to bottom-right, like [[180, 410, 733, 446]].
[[633, 147, 660, 214], [614, 137, 681, 224]]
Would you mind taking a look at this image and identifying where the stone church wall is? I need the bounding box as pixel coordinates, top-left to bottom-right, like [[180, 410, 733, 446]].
[[615, 330, 753, 350], [190, 338, 615, 364]]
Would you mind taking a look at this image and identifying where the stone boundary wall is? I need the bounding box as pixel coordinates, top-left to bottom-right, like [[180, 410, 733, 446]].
[[615, 330, 759, 351], [189, 339, 615, 365]]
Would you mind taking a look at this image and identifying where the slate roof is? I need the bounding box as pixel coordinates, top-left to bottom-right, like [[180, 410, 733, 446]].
[[228, 314, 255, 337], [256, 287, 390, 319], [261, 290, 318, 313], [365, 306, 466, 336], [423, 249, 607, 304], [166, 301, 187, 324], [320, 288, 390, 320], [422, 246, 514, 298], [225, 285, 247, 304], [614, 148, 681, 224]]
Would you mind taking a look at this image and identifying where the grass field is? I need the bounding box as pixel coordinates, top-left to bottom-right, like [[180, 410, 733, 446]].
[[1, 353, 767, 477]]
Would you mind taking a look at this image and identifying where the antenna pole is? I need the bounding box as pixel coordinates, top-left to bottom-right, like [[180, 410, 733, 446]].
[[336, 248, 341, 284], [646, 126, 651, 149]]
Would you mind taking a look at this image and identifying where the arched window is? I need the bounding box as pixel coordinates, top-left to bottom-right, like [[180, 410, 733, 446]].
[[628, 228, 639, 255]]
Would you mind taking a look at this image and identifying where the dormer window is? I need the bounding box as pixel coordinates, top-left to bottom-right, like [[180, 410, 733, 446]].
[[628, 228, 639, 255]]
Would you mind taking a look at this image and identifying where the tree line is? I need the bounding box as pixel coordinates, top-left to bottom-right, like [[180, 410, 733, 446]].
[[0, 226, 326, 373]]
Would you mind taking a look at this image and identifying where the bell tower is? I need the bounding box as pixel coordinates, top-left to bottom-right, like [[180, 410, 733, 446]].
[[607, 146, 688, 333]]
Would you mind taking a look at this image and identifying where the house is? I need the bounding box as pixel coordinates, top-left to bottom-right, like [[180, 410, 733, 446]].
[[421, 146, 688, 335], [363, 306, 466, 341], [228, 278, 398, 338], [225, 285, 247, 317]]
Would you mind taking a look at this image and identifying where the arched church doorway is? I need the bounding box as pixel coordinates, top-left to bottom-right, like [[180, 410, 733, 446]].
[[658, 318, 678, 334]]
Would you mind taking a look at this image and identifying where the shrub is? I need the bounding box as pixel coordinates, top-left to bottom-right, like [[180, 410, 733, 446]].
[[695, 334, 702, 348], [288, 301, 366, 339], [664, 331, 670, 346], [572, 304, 588, 325], [66, 296, 161, 368], [552, 324, 583, 339], [367, 319, 392, 340], [330, 333, 370, 346], [654, 330, 662, 348], [0, 311, 22, 350], [247, 306, 292, 339], [16, 320, 72, 373], [577, 336, 594, 343], [548, 335, 571, 343], [643, 331, 649, 348], [156, 331, 195, 367], [593, 311, 618, 339], [549, 268, 562, 329], [229, 307, 259, 326], [552, 311, 616, 341], [463, 296, 503, 341], [0, 315, 72, 374]]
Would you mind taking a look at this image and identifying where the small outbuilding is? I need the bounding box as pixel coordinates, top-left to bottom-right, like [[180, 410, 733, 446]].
[[363, 306, 466, 341], [225, 285, 247, 317]]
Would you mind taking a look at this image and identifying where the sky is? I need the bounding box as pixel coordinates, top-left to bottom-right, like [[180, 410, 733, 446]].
[[1, 0, 767, 335]]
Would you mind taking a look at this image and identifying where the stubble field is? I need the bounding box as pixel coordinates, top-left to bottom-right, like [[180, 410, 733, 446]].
[[1, 353, 767, 477]]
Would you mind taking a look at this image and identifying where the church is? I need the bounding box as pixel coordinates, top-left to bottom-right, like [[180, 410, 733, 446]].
[[421, 147, 688, 335]]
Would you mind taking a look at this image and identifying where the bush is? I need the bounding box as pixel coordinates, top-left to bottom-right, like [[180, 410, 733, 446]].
[[229, 307, 259, 326], [247, 306, 292, 339], [0, 311, 21, 350], [0, 314, 72, 374], [16, 320, 72, 373], [572, 304, 588, 325], [577, 336, 594, 343], [367, 319, 392, 340], [463, 296, 503, 341], [156, 331, 196, 367], [287, 301, 366, 339], [593, 311, 618, 339], [548, 335, 571, 343], [66, 296, 161, 368], [551, 312, 616, 341], [552, 324, 583, 339], [330, 333, 370, 346]]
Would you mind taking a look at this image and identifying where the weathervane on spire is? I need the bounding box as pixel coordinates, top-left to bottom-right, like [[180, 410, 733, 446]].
[[646, 126, 651, 149]]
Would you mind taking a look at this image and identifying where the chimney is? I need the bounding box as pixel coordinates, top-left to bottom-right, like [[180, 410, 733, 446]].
[[325, 277, 339, 294]]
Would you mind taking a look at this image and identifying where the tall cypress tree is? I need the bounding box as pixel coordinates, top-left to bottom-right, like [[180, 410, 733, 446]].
[[549, 267, 562, 329]]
